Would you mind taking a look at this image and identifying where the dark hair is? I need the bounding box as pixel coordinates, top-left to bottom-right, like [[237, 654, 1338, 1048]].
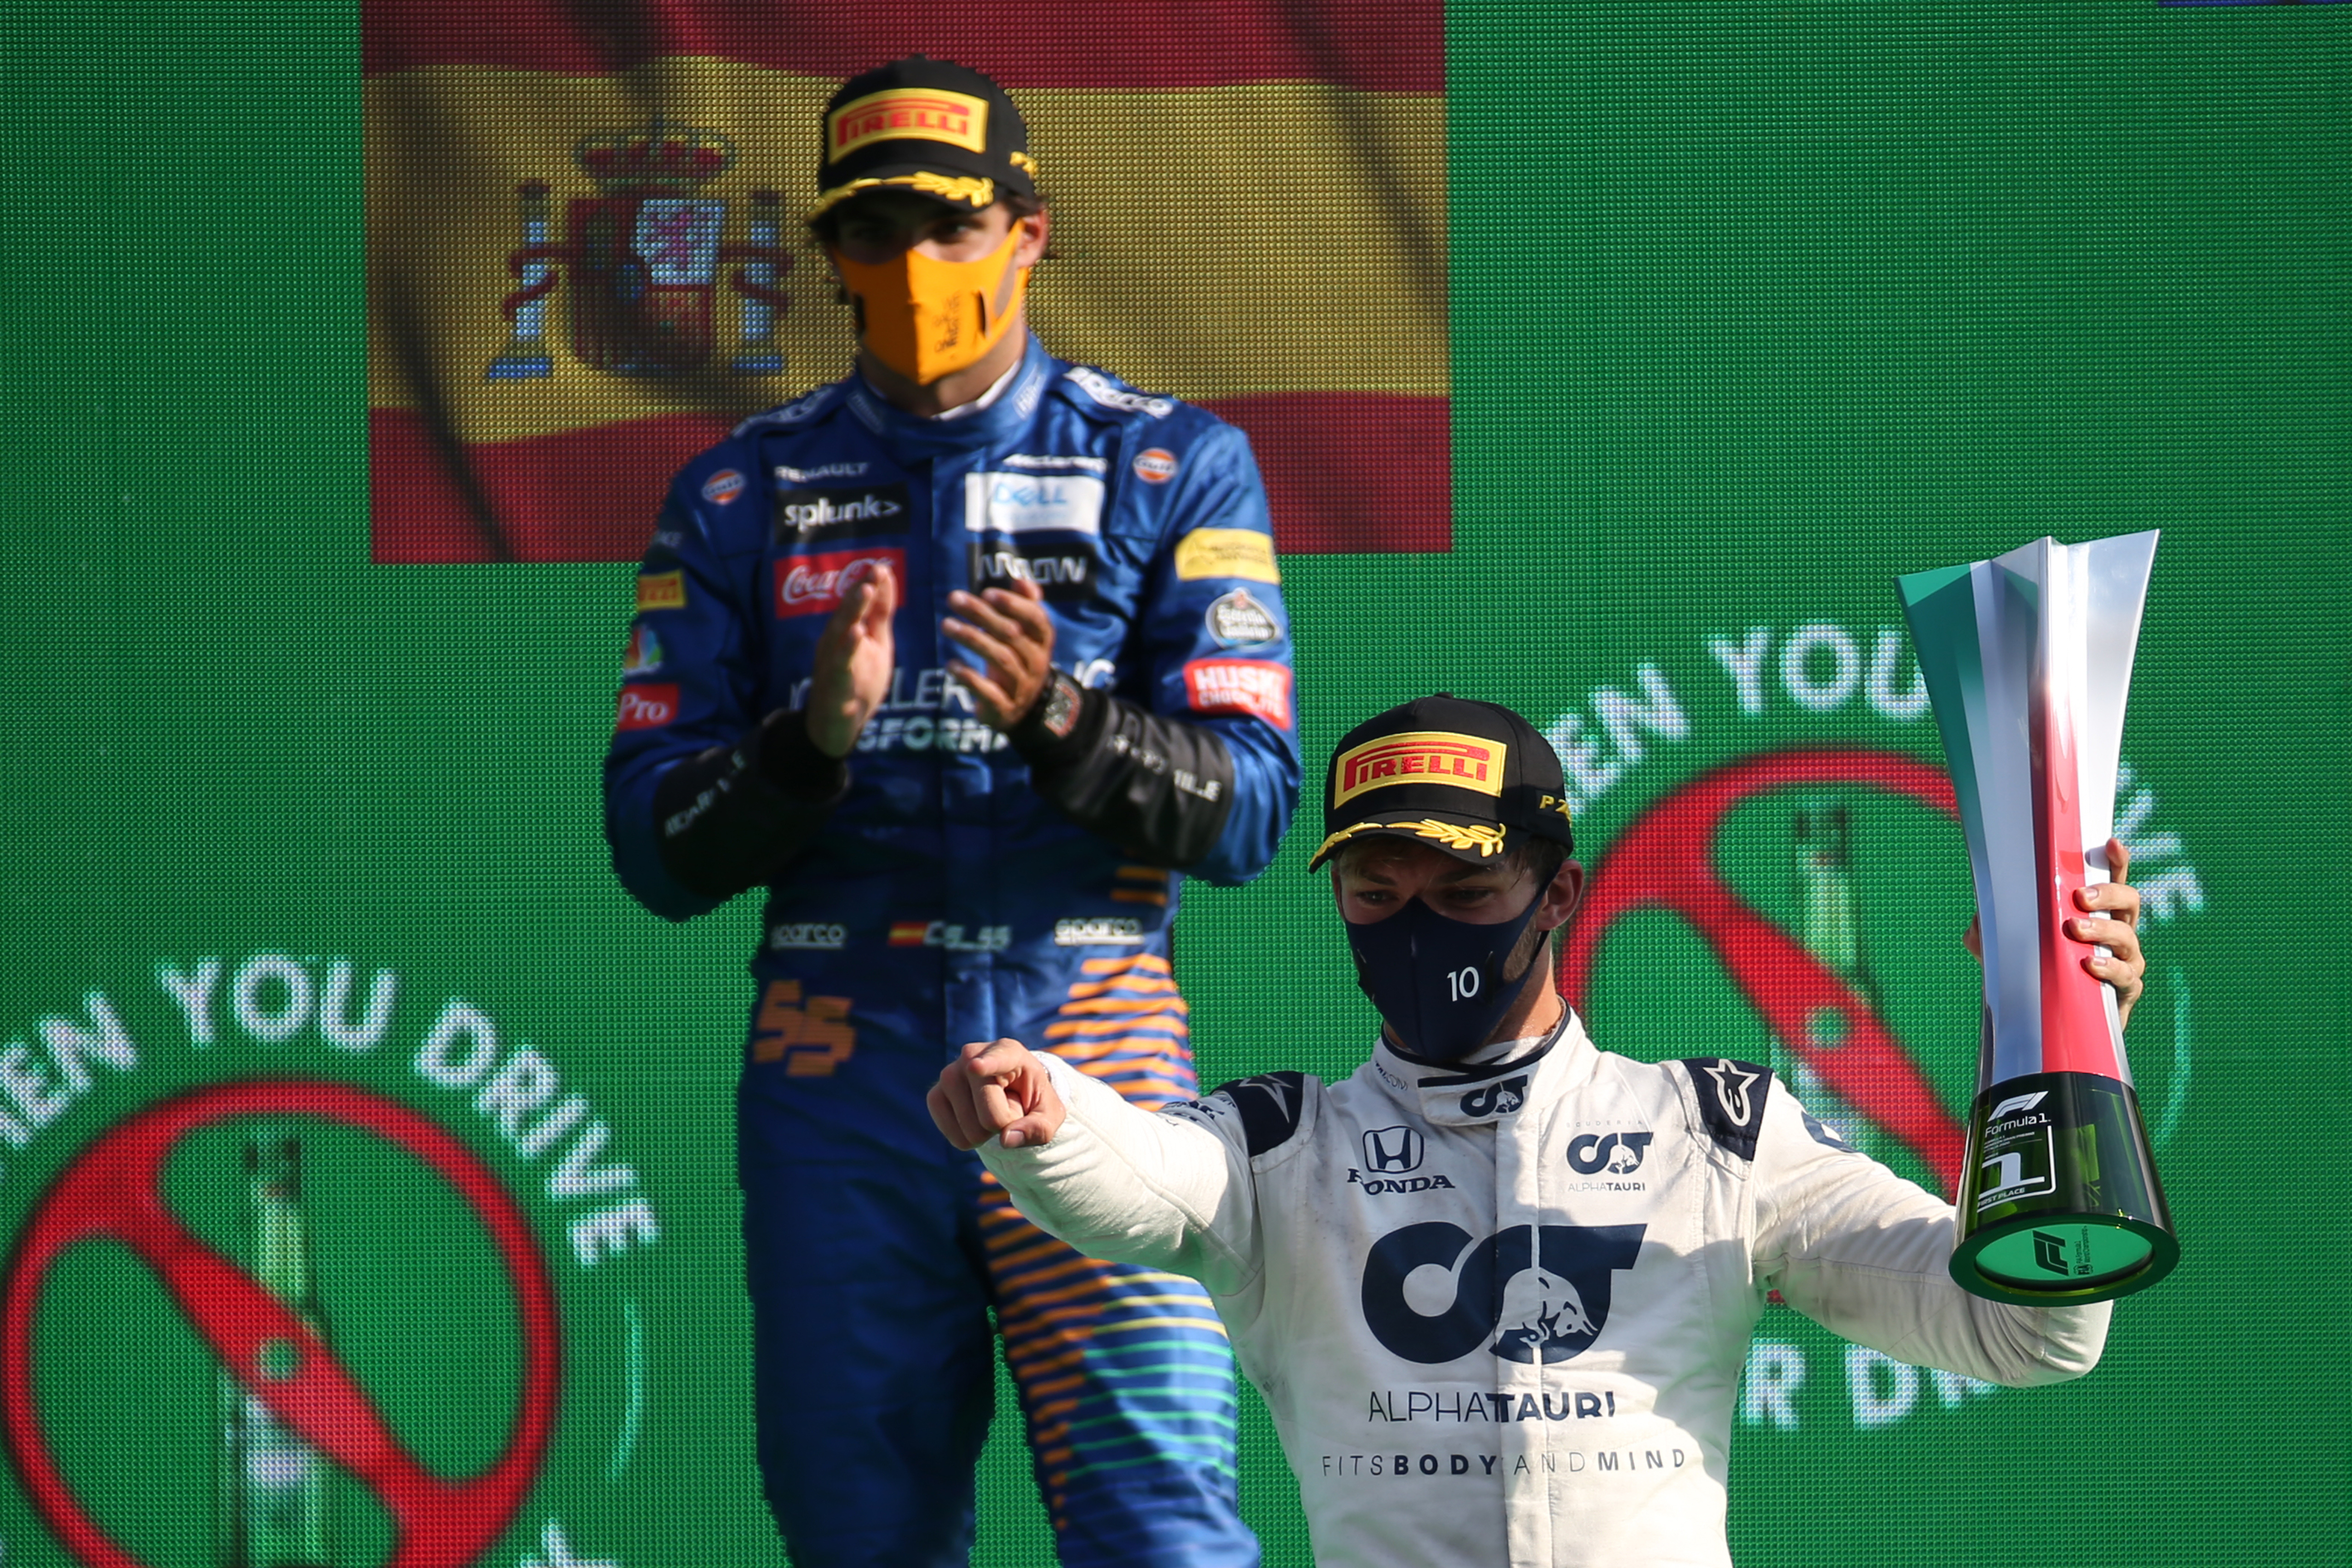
[[1330, 833, 1566, 888]]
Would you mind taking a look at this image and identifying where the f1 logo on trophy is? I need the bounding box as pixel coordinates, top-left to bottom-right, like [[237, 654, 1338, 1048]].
[[1897, 531, 2180, 1305]]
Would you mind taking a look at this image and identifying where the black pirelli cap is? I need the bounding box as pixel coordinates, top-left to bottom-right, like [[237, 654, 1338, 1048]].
[[1307, 694, 1575, 870], [813, 55, 1038, 219]]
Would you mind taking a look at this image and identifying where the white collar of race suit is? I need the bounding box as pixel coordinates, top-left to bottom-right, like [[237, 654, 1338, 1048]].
[[846, 337, 1052, 448], [1366, 1008, 1602, 1128], [926, 356, 1023, 420]]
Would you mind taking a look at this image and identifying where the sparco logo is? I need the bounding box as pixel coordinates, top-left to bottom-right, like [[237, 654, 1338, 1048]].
[[1458, 1077, 1528, 1119], [1053, 918, 1144, 946], [1361, 1222, 1646, 1364], [1566, 1131, 1654, 1176], [772, 483, 910, 546]]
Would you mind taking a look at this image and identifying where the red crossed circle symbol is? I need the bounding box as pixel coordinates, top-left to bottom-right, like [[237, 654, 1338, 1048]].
[[1558, 747, 1967, 1192], [1, 1080, 561, 1568]]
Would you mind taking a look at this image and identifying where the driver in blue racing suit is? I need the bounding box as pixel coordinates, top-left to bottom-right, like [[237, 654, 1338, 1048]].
[[601, 55, 1296, 1568]]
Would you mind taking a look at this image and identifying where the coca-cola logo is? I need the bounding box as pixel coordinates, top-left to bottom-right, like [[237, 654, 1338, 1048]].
[[615, 683, 680, 730], [775, 548, 905, 619]]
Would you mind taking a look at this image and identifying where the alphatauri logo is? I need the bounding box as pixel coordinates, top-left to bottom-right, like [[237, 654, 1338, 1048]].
[[1566, 1131, 1654, 1176], [1360, 1223, 1646, 1365], [1458, 1077, 1529, 1119]]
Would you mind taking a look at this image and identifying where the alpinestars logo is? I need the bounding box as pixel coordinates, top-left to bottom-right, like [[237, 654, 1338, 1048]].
[[1361, 1223, 1646, 1365], [1227, 1076, 1300, 1124], [1459, 1077, 1529, 1119], [1704, 1060, 1761, 1126]]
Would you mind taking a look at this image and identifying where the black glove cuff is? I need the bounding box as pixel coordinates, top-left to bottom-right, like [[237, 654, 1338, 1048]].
[[757, 710, 852, 803]]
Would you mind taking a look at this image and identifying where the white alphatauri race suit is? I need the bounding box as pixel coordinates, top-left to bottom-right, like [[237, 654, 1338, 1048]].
[[979, 1010, 2111, 1568]]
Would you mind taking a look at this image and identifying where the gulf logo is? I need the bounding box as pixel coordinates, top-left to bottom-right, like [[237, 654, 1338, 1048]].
[[1133, 448, 1179, 484], [702, 469, 746, 506]]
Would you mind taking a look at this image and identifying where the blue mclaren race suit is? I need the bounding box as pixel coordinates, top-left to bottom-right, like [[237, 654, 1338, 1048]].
[[603, 337, 1299, 1568]]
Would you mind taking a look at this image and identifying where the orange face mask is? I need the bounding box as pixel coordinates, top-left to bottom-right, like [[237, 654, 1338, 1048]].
[[834, 220, 1031, 386]]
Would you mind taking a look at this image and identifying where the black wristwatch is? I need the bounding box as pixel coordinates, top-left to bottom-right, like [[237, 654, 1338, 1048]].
[[1029, 669, 1085, 742]]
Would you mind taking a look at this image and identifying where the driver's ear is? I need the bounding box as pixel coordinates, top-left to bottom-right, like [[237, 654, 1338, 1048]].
[[1014, 205, 1053, 267], [1534, 860, 1587, 933]]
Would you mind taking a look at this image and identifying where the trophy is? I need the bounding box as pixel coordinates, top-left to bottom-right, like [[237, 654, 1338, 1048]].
[[1896, 532, 2179, 1305]]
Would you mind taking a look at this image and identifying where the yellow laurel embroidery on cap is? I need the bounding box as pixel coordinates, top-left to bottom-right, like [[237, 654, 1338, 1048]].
[[1407, 821, 1506, 856], [1313, 819, 1506, 862], [1312, 824, 1366, 861], [811, 173, 995, 217], [1009, 150, 1039, 178], [907, 171, 995, 205]]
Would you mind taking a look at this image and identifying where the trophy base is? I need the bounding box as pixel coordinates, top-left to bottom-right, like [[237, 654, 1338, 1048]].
[[1952, 1212, 2176, 1306], [1949, 1071, 2179, 1306]]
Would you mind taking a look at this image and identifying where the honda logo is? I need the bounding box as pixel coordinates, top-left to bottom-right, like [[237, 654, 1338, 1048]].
[[1361, 1125, 1425, 1175]]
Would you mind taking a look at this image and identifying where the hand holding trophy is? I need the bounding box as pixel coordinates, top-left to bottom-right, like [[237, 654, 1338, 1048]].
[[1898, 532, 2179, 1305]]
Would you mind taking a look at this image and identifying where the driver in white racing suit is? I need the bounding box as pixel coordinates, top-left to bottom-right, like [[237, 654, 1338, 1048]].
[[930, 694, 2151, 1567]]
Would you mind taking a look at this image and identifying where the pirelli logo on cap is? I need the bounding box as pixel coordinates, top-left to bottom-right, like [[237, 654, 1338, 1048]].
[[828, 89, 989, 158], [1333, 731, 1507, 806]]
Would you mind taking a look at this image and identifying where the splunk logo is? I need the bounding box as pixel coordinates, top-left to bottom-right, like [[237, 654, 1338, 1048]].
[[1360, 1222, 1645, 1365], [772, 483, 910, 546]]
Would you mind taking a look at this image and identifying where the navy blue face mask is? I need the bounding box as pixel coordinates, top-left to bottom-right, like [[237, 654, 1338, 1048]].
[[1344, 893, 1547, 1063]]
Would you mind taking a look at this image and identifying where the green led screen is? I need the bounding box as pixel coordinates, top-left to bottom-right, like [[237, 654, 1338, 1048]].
[[0, 2, 2344, 1565]]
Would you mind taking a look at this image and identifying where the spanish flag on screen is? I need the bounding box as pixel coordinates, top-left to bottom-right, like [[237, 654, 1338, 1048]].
[[365, 0, 1447, 563]]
